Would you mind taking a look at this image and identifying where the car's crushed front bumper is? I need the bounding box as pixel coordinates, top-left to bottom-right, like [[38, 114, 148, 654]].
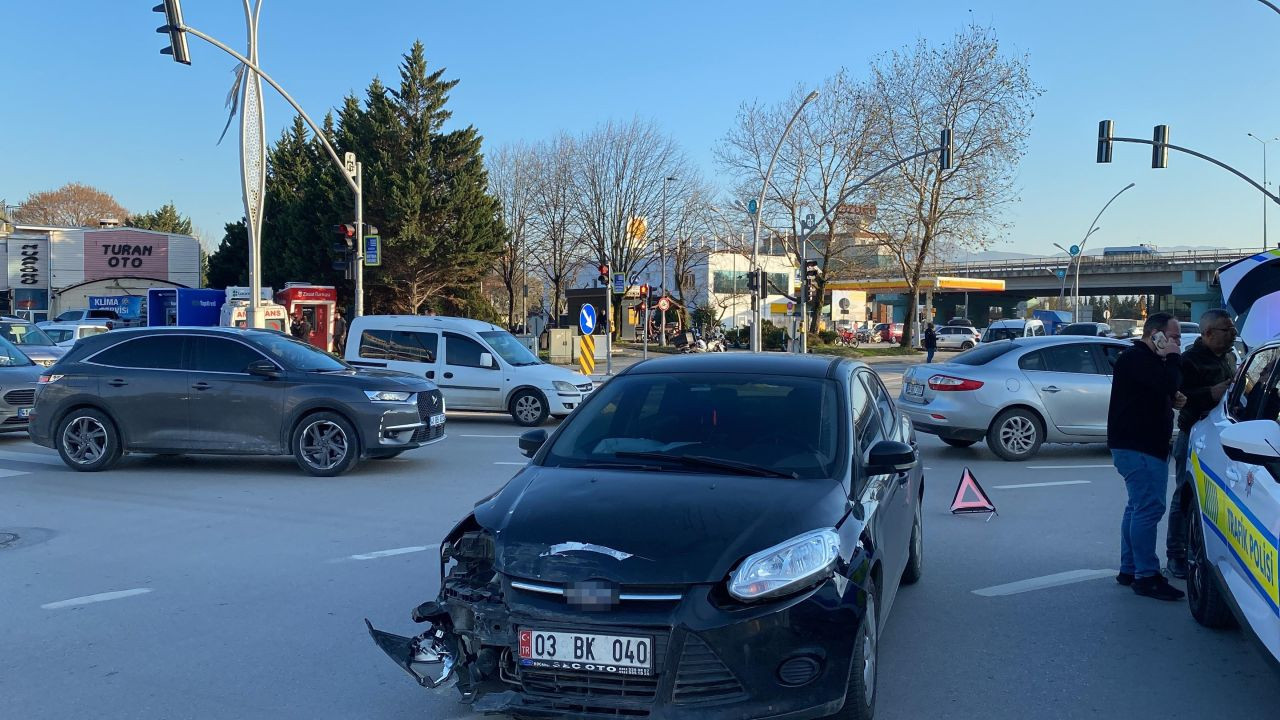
[[366, 528, 868, 720]]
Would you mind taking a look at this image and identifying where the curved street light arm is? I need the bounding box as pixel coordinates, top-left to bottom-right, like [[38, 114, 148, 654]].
[[1111, 137, 1279, 204], [1259, 0, 1280, 16]]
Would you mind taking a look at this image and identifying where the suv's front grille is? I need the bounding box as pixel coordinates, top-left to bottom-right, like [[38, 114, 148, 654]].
[[4, 389, 35, 406], [417, 389, 443, 420]]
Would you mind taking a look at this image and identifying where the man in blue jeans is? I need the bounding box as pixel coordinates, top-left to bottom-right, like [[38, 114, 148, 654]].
[[1107, 313, 1187, 601]]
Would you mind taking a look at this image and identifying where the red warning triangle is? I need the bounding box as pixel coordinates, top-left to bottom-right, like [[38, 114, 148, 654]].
[[951, 466, 997, 515]]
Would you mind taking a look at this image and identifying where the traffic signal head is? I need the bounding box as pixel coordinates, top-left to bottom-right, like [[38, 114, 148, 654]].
[[640, 284, 649, 297], [597, 264, 609, 285], [332, 223, 356, 252], [939, 128, 953, 171], [1152, 124, 1169, 169], [153, 1, 191, 65], [1097, 120, 1114, 164], [804, 259, 821, 280]]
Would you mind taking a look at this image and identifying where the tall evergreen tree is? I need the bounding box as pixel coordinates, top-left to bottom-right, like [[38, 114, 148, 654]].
[[127, 202, 193, 234], [205, 221, 249, 288]]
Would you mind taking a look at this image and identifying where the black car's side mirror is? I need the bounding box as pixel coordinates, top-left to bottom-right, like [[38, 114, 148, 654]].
[[247, 359, 282, 378], [866, 440, 916, 475], [519, 429, 547, 458]]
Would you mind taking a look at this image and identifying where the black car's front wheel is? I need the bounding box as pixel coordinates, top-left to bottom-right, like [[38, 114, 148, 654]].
[[56, 408, 122, 472], [1186, 494, 1236, 629], [829, 577, 877, 720], [292, 412, 359, 477], [902, 502, 923, 585]]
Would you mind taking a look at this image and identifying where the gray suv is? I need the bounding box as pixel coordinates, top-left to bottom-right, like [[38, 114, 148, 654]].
[[29, 327, 446, 476]]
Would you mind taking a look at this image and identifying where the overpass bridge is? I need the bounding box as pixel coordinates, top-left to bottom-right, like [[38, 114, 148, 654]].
[[876, 246, 1261, 323]]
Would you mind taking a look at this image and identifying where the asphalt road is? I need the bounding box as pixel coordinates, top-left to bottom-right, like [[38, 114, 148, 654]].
[[2, 365, 1277, 719]]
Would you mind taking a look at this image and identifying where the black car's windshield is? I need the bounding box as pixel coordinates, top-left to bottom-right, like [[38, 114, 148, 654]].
[[251, 332, 349, 372], [543, 373, 843, 479], [0, 322, 55, 346], [478, 330, 540, 366]]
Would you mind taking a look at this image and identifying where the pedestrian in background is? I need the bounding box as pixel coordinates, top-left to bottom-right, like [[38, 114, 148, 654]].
[[1108, 312, 1187, 600], [1165, 308, 1237, 578], [333, 308, 348, 355], [924, 322, 938, 363]]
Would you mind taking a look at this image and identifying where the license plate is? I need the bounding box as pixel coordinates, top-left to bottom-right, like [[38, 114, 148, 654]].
[[429, 414, 445, 427], [518, 628, 653, 676], [17, 408, 30, 418], [906, 383, 924, 398]]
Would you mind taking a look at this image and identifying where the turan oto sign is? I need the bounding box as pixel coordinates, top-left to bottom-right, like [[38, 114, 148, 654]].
[[89, 295, 144, 319], [83, 230, 170, 281]]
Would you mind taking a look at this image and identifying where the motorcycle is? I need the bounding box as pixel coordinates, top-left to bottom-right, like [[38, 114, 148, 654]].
[[836, 328, 860, 348]]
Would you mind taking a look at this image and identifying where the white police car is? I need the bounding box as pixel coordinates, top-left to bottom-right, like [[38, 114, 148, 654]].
[[1184, 339, 1280, 664]]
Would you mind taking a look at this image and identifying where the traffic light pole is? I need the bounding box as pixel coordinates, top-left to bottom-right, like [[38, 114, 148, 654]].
[[354, 162, 364, 318]]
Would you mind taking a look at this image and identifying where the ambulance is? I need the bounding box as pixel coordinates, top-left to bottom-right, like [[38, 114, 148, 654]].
[[1184, 338, 1280, 666], [219, 287, 288, 332]]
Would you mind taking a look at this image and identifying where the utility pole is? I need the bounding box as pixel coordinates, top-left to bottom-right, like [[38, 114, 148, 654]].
[[1249, 133, 1276, 250], [660, 176, 675, 346], [354, 161, 364, 317]]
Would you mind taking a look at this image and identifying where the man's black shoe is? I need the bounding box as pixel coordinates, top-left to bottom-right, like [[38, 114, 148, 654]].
[[1132, 575, 1185, 601], [1116, 572, 1134, 586], [1167, 557, 1189, 580]]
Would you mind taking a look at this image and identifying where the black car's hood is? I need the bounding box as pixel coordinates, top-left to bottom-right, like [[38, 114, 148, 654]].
[[475, 466, 848, 585]]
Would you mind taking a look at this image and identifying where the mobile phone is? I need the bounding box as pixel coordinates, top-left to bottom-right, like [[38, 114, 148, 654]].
[[1152, 331, 1168, 350]]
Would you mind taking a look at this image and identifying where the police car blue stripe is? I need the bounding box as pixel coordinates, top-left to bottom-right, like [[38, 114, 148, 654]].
[[1198, 460, 1279, 547], [1200, 512, 1280, 617]]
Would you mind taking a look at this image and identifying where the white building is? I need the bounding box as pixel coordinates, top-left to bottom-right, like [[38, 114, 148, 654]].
[[0, 224, 202, 322], [692, 251, 796, 329]]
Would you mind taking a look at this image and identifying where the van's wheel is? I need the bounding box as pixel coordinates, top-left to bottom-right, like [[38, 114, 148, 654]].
[[827, 577, 877, 720], [510, 390, 549, 427], [56, 408, 122, 472], [1187, 494, 1237, 628], [987, 408, 1043, 461], [292, 412, 359, 477], [941, 438, 976, 448]]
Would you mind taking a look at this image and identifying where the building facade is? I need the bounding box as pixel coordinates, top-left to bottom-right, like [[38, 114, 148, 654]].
[[0, 225, 202, 322]]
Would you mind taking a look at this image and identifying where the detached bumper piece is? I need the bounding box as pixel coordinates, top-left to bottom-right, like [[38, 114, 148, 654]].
[[365, 619, 457, 692]]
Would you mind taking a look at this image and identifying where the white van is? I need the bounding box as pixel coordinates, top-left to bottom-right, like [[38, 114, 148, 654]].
[[345, 315, 592, 426], [980, 318, 1046, 343]]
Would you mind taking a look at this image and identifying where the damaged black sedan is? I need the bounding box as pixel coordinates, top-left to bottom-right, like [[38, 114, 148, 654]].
[[367, 353, 924, 719]]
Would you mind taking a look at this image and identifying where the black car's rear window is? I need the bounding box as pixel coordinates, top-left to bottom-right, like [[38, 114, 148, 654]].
[[543, 373, 843, 479], [951, 341, 1017, 365]]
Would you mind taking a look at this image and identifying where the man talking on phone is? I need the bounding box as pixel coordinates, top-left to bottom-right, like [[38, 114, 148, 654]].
[[1108, 313, 1187, 601]]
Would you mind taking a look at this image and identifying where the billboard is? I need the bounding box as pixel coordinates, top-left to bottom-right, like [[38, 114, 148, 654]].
[[84, 230, 171, 281]]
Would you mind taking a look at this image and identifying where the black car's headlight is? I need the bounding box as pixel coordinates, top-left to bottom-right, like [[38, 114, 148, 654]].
[[728, 528, 841, 601], [365, 390, 415, 403]]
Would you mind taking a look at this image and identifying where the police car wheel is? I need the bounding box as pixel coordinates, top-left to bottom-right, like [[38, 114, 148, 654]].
[[1186, 495, 1237, 629]]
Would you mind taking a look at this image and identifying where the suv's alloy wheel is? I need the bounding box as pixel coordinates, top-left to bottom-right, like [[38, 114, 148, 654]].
[[56, 409, 122, 472], [292, 412, 359, 477]]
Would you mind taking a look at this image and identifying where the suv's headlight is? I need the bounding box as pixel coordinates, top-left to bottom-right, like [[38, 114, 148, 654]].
[[728, 528, 841, 601], [365, 390, 415, 403], [553, 380, 578, 393]]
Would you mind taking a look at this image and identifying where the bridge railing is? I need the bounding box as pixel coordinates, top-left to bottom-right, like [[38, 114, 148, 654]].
[[929, 247, 1265, 276]]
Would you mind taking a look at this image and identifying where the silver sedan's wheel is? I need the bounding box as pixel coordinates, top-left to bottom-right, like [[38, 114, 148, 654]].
[[986, 408, 1043, 461], [292, 412, 359, 477], [55, 408, 121, 472]]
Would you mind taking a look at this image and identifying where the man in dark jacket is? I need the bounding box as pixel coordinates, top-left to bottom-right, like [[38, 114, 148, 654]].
[[1165, 309, 1237, 578], [1108, 313, 1187, 601], [924, 323, 938, 363]]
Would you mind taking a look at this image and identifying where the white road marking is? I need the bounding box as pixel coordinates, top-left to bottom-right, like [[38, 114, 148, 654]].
[[347, 546, 434, 561], [42, 588, 152, 609], [0, 450, 65, 466], [494, 461, 526, 465], [1026, 464, 1113, 470], [992, 480, 1092, 489], [460, 434, 521, 438], [972, 569, 1117, 597], [0, 468, 29, 477]]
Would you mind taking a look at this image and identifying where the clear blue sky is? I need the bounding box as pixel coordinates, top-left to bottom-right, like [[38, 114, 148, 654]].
[[4, 0, 1280, 256]]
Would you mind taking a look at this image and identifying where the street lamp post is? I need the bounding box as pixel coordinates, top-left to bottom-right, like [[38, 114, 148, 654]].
[[1249, 133, 1276, 250], [1073, 183, 1135, 320], [660, 176, 675, 345], [749, 90, 819, 352]]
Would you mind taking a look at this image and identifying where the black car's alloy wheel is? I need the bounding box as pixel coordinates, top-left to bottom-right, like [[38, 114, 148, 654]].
[[987, 408, 1043, 461], [56, 409, 122, 472], [292, 412, 359, 477], [1186, 495, 1236, 628], [829, 577, 877, 720], [510, 389, 549, 427], [902, 503, 923, 585]]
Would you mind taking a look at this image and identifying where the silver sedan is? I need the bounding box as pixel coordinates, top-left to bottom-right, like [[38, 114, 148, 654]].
[[898, 335, 1131, 460]]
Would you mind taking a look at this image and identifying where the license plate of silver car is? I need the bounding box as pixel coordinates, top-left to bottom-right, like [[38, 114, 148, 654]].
[[518, 628, 653, 676], [906, 382, 924, 398]]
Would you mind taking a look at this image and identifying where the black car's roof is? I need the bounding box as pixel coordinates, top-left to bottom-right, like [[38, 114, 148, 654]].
[[102, 326, 288, 340], [626, 352, 850, 378]]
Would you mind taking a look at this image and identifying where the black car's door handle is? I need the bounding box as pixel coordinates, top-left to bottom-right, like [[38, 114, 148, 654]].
[[443, 372, 454, 379], [192, 382, 211, 391], [425, 370, 435, 379], [107, 379, 128, 387]]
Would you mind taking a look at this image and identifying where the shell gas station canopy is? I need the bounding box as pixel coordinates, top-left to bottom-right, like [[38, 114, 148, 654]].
[[824, 276, 1006, 293]]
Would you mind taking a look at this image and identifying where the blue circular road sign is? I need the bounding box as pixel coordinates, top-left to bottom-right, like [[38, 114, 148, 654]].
[[1069, 244, 1080, 256], [747, 199, 758, 214], [579, 304, 597, 334], [1056, 269, 1066, 278]]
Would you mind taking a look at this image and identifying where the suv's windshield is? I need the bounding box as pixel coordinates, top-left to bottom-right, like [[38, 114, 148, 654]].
[[251, 332, 349, 372], [478, 330, 540, 366], [0, 322, 55, 346], [982, 327, 1021, 343], [543, 373, 843, 479]]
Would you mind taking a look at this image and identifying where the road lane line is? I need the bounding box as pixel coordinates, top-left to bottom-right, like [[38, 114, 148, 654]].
[[972, 569, 1117, 597], [0, 468, 29, 477], [992, 480, 1091, 489], [42, 588, 153, 609], [0, 450, 65, 466], [347, 546, 434, 561], [1024, 464, 1115, 471], [460, 434, 521, 438]]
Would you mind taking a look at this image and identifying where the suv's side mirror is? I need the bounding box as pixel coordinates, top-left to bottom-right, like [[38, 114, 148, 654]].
[[247, 359, 282, 378], [480, 352, 495, 369], [519, 429, 547, 458], [1221, 420, 1280, 466], [866, 440, 916, 475]]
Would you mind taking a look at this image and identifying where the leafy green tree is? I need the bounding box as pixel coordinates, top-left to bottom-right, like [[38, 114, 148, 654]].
[[126, 202, 193, 234], [205, 221, 249, 289]]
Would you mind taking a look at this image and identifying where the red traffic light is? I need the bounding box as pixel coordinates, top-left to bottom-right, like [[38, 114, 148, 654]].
[[640, 284, 649, 297], [598, 264, 609, 276]]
